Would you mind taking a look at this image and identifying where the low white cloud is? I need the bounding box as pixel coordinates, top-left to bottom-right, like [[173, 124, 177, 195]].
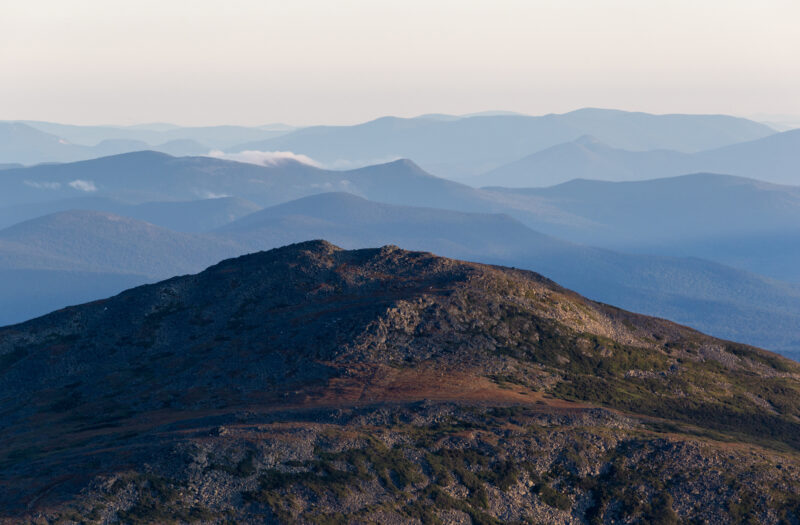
[[24, 180, 61, 190], [207, 150, 321, 168], [197, 190, 231, 199], [68, 179, 97, 192]]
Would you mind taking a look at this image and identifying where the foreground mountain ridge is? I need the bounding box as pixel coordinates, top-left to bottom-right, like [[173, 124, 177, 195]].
[[1, 241, 799, 523]]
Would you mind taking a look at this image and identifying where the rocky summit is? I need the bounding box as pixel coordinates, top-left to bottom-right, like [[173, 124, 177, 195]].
[[1, 240, 799, 524]]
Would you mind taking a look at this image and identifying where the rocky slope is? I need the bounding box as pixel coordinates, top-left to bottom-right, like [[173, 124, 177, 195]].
[[1, 241, 799, 524]]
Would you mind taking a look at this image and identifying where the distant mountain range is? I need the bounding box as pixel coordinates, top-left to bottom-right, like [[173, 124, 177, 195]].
[[2, 150, 766, 238], [6, 151, 799, 281], [0, 210, 243, 325], [0, 195, 261, 231], [0, 210, 241, 277], [0, 121, 296, 165], [0, 122, 214, 165], [0, 152, 571, 229], [2, 109, 774, 178], [230, 108, 775, 179], [479, 129, 800, 186], [20, 120, 296, 148], [217, 191, 560, 260], [485, 174, 800, 282]]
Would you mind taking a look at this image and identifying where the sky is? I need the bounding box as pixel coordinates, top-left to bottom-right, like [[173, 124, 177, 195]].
[[2, 0, 800, 126]]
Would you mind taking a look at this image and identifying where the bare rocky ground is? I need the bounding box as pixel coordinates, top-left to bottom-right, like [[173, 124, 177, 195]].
[[1, 241, 799, 524]]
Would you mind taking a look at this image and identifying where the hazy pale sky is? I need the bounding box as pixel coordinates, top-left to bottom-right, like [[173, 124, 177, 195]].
[[2, 0, 799, 126]]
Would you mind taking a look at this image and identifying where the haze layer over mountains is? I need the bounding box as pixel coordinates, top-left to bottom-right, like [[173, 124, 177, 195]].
[[0, 108, 799, 362], [479, 129, 800, 186], [1, 108, 775, 178]]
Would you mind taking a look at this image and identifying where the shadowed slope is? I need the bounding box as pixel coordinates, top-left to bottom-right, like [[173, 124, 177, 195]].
[[1, 241, 799, 522]]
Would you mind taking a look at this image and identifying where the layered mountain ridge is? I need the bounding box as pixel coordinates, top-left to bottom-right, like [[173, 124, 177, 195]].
[[480, 129, 800, 187]]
